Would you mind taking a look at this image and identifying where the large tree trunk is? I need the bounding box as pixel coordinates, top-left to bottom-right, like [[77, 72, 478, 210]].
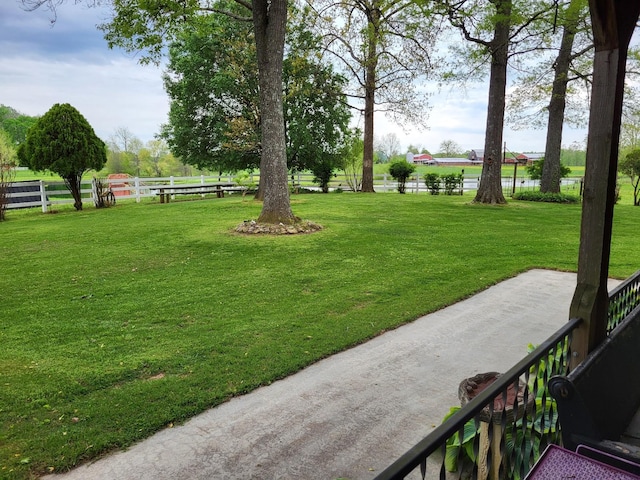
[[361, 7, 380, 193], [474, 0, 510, 205], [541, 0, 581, 193], [361, 72, 376, 192], [253, 0, 297, 224]]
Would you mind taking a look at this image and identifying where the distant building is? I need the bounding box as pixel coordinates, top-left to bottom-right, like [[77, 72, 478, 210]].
[[505, 153, 544, 165], [469, 149, 484, 162], [406, 152, 434, 164]]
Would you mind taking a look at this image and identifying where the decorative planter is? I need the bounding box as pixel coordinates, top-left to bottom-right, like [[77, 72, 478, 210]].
[[458, 372, 534, 480]]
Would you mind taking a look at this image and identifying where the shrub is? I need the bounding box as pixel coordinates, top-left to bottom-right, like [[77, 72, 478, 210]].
[[388, 160, 416, 194], [424, 173, 440, 195], [441, 173, 463, 195], [513, 191, 579, 203], [525, 158, 571, 180]]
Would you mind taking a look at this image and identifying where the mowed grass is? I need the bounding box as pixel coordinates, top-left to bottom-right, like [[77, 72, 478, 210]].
[[1, 192, 639, 479]]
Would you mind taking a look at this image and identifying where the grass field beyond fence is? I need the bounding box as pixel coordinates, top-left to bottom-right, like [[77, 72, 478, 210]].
[[1, 192, 639, 479]]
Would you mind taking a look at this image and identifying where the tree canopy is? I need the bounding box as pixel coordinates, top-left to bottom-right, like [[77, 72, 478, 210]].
[[161, 9, 351, 191], [161, 10, 260, 174], [303, 0, 437, 192], [99, 0, 297, 224], [18, 103, 107, 211], [0, 105, 39, 145]]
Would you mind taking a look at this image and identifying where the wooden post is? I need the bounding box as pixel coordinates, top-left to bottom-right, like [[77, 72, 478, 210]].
[[39, 179, 48, 213], [478, 422, 491, 480], [477, 421, 503, 480], [135, 177, 141, 203], [570, 0, 640, 368]]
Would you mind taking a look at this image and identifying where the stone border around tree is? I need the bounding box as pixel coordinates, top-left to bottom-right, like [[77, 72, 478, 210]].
[[234, 220, 323, 235]]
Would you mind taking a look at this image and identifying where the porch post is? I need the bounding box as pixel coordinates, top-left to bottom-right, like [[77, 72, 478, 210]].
[[570, 0, 640, 368]]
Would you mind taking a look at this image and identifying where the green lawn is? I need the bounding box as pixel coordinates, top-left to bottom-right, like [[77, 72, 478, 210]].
[[1, 192, 639, 479]]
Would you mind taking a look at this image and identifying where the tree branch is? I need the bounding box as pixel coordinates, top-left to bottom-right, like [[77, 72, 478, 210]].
[[204, 6, 252, 22]]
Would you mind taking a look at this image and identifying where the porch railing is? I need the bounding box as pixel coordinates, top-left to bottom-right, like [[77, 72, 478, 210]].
[[376, 269, 640, 480], [375, 317, 580, 480], [608, 270, 640, 333]]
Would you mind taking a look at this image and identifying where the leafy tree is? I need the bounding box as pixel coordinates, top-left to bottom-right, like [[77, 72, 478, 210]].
[[407, 144, 430, 155], [438, 139, 462, 157], [161, 8, 351, 190], [89, 0, 295, 224], [508, 0, 591, 193], [439, 0, 555, 204], [104, 145, 130, 175], [107, 127, 144, 176], [539, 0, 590, 193], [17, 103, 107, 211], [620, 87, 640, 152], [285, 56, 351, 191], [303, 0, 437, 193], [342, 129, 365, 192], [526, 158, 571, 181], [0, 130, 17, 221], [144, 139, 171, 177], [388, 159, 416, 193], [376, 133, 403, 162], [162, 10, 261, 174], [0, 105, 39, 145], [619, 149, 640, 206], [560, 144, 586, 166]]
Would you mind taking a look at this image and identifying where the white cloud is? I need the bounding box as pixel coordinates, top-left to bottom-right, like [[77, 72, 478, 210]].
[[1, 2, 168, 143], [2, 56, 168, 142], [371, 80, 589, 154], [0, 1, 590, 153]]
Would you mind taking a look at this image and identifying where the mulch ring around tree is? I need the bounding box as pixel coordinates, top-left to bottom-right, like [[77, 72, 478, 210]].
[[234, 219, 323, 235]]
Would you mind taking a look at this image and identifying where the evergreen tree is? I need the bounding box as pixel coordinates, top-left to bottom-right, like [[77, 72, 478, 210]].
[[18, 103, 106, 211]]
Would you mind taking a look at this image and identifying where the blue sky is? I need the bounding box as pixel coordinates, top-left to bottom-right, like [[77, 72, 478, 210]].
[[1, 1, 590, 153], [1, 1, 168, 144]]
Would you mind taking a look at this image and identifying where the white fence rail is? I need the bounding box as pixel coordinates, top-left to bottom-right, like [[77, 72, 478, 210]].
[[4, 173, 582, 212]]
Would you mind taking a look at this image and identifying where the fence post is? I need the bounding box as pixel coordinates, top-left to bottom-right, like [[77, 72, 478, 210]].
[[135, 177, 141, 203], [91, 177, 99, 207], [39, 180, 48, 213]]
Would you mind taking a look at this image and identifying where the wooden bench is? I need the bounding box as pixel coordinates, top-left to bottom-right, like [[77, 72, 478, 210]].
[[549, 304, 640, 463], [155, 183, 245, 203]]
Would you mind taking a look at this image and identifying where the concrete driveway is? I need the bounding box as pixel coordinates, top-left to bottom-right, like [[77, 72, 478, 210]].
[[44, 269, 620, 480]]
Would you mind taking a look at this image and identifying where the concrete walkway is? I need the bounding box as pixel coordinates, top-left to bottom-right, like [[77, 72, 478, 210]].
[[44, 270, 620, 480]]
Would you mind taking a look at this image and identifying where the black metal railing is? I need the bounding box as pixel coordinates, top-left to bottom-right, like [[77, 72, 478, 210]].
[[375, 317, 581, 480], [376, 270, 640, 480], [608, 270, 640, 333]]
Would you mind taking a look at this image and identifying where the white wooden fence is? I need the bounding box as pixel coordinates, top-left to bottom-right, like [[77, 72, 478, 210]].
[[4, 173, 582, 212]]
